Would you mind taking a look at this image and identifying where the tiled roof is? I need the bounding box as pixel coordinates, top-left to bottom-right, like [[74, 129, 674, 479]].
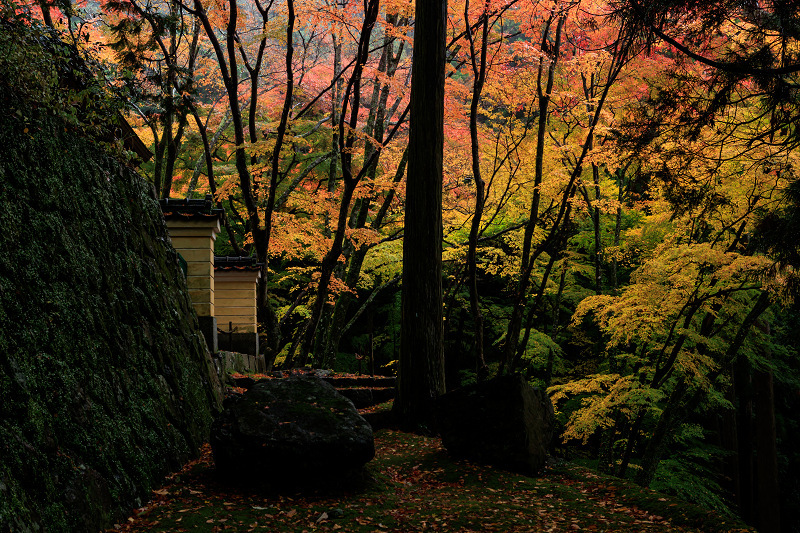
[[159, 195, 223, 220], [214, 255, 263, 272]]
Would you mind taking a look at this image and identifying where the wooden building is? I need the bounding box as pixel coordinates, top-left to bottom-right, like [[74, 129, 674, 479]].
[[215, 256, 263, 356], [160, 196, 223, 352]]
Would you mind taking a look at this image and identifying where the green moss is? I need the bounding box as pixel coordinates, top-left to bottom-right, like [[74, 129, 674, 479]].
[[0, 21, 222, 533]]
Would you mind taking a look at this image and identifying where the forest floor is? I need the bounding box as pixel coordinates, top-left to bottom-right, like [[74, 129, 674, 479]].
[[106, 418, 752, 533]]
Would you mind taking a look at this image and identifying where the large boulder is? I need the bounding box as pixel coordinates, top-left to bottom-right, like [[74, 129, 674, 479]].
[[435, 374, 555, 475], [211, 376, 374, 483]]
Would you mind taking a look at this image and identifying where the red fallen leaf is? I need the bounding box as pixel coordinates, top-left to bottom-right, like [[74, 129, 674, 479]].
[[286, 509, 297, 518]]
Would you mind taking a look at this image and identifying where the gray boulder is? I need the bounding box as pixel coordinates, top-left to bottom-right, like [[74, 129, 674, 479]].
[[435, 374, 555, 475], [211, 376, 374, 483]]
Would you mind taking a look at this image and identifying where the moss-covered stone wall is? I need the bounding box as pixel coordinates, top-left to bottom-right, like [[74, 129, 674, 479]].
[[0, 23, 223, 533]]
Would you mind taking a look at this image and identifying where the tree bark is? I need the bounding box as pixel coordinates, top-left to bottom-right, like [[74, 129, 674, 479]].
[[316, 20, 408, 368], [754, 322, 780, 533], [395, 0, 447, 426], [297, 0, 380, 364], [465, 0, 491, 380], [500, 11, 564, 374], [634, 291, 771, 487]]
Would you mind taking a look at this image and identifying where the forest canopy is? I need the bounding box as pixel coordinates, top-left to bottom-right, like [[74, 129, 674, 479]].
[[2, 0, 799, 529]]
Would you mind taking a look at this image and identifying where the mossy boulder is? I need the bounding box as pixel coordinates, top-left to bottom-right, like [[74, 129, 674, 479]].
[[211, 376, 374, 484], [435, 374, 556, 476], [0, 21, 223, 532]]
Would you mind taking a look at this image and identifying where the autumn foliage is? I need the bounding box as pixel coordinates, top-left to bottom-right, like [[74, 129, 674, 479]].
[[4, 0, 800, 529]]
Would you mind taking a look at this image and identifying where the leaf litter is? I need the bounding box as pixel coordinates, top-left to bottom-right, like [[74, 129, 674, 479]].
[[106, 429, 752, 533]]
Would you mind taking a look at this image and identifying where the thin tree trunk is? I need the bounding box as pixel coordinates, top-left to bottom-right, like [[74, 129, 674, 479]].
[[153, 121, 168, 196], [616, 408, 646, 478], [633, 379, 688, 486], [257, 0, 295, 365], [160, 4, 181, 198], [465, 0, 491, 380], [191, 0, 288, 363], [316, 19, 406, 368], [513, 253, 556, 371], [500, 11, 564, 374], [611, 167, 626, 292], [297, 0, 380, 365], [634, 292, 771, 487], [591, 163, 602, 294], [328, 32, 342, 194], [580, 72, 602, 295]]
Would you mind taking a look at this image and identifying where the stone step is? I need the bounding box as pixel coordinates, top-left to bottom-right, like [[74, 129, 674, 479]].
[[360, 408, 398, 430], [321, 376, 397, 388], [228, 374, 396, 409], [337, 386, 395, 409]]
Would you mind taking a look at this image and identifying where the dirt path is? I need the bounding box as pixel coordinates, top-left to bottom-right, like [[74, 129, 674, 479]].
[[108, 430, 751, 533]]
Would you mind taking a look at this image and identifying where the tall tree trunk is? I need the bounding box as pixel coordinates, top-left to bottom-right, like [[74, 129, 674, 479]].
[[396, 0, 447, 426], [610, 167, 626, 293], [257, 0, 294, 365], [634, 379, 688, 486], [580, 72, 602, 295], [734, 355, 754, 522], [513, 249, 557, 371], [152, 125, 167, 196], [754, 342, 780, 533], [319, 149, 408, 369], [500, 15, 630, 376], [328, 32, 342, 194]]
